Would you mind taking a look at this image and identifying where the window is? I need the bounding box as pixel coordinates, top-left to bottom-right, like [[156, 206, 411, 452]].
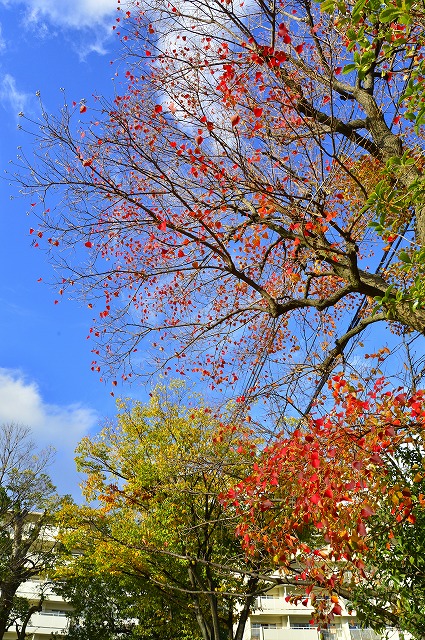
[[42, 609, 68, 617]]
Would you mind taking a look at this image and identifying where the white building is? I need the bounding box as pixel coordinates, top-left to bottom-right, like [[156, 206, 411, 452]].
[[243, 585, 400, 640]]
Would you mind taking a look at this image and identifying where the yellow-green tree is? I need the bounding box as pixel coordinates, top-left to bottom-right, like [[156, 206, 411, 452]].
[[58, 383, 269, 640]]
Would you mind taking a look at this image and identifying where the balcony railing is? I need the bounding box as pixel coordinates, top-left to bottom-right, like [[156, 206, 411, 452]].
[[251, 627, 344, 640], [350, 630, 381, 640], [26, 612, 68, 631], [254, 597, 313, 612]]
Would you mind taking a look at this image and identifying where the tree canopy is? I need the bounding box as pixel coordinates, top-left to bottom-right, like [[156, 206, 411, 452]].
[[57, 383, 271, 640], [16, 0, 425, 414], [225, 375, 425, 632]]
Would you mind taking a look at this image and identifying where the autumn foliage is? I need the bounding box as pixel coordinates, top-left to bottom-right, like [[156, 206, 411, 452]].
[[220, 372, 425, 629], [13, 0, 425, 634]]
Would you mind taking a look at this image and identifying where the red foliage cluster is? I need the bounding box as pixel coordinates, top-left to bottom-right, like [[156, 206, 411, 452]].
[[223, 378, 424, 607]]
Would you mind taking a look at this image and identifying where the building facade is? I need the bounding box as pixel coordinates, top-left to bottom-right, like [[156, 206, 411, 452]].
[[3, 578, 70, 640], [243, 585, 399, 640], [3, 577, 400, 640]]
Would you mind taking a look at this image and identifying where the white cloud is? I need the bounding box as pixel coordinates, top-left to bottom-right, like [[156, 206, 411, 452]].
[[2, 0, 118, 29], [0, 369, 99, 497], [0, 73, 31, 115], [0, 368, 98, 447]]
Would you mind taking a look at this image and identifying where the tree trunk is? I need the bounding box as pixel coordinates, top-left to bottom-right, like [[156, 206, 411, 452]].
[[0, 584, 18, 640], [233, 578, 259, 640], [354, 86, 425, 246], [17, 601, 42, 640], [188, 564, 212, 640], [206, 591, 222, 640]]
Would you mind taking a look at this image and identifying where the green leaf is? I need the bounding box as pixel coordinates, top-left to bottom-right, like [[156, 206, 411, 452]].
[[342, 63, 358, 74], [379, 6, 402, 21]]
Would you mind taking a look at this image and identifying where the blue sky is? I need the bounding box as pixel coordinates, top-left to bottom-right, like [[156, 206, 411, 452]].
[[0, 0, 138, 496]]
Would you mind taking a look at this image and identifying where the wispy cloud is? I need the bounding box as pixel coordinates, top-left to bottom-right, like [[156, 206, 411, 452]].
[[0, 73, 31, 115], [0, 23, 6, 52], [2, 0, 118, 29], [0, 0, 121, 59]]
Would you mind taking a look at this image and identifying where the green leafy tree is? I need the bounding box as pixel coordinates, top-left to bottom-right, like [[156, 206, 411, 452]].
[[347, 418, 425, 637], [56, 573, 200, 640], [0, 423, 63, 640]]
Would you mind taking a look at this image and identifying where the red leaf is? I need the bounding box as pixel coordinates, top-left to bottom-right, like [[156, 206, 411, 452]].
[[360, 504, 375, 518], [231, 114, 240, 127], [310, 493, 320, 505], [278, 23, 291, 43], [253, 107, 263, 118], [29, 228, 34, 234], [85, 241, 93, 248], [260, 499, 273, 510], [79, 104, 87, 113], [332, 604, 342, 616], [159, 221, 167, 232], [154, 104, 162, 113]]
